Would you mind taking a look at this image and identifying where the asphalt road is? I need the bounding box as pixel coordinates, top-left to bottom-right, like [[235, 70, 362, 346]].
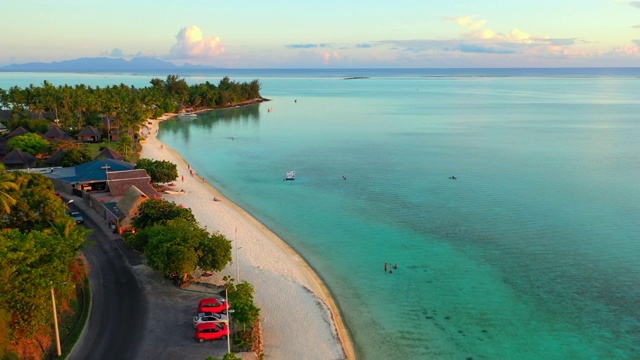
[[64, 198, 235, 360], [67, 202, 147, 360]]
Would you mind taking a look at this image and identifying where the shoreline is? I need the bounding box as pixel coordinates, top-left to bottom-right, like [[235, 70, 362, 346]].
[[140, 112, 356, 360]]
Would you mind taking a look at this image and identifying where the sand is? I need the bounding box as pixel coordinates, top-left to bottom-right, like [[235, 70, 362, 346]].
[[139, 114, 355, 360]]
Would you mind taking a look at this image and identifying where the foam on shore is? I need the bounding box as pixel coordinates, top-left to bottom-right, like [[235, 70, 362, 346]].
[[139, 114, 355, 360]]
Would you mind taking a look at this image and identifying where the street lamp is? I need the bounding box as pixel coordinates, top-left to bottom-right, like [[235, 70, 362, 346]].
[[50, 282, 61, 356]]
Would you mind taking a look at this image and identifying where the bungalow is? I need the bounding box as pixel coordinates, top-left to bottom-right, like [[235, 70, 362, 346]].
[[2, 149, 37, 169], [77, 125, 102, 143]]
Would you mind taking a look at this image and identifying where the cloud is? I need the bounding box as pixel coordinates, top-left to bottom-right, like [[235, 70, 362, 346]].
[[449, 15, 487, 30], [356, 43, 373, 48], [110, 48, 123, 57], [634, 39, 640, 47], [630, 1, 640, 8], [285, 43, 330, 49], [455, 44, 516, 54], [167, 26, 225, 60]]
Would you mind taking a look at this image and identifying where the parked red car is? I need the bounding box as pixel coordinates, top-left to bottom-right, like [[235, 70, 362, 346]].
[[198, 298, 230, 314], [195, 322, 230, 342]]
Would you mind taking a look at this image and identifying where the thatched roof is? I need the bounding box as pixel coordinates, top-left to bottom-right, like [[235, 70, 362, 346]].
[[77, 125, 102, 137], [94, 147, 124, 161], [118, 185, 148, 228], [5, 127, 29, 139], [2, 149, 37, 168], [43, 149, 65, 165], [43, 123, 73, 141]]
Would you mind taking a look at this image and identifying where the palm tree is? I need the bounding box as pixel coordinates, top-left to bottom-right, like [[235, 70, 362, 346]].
[[0, 168, 18, 214]]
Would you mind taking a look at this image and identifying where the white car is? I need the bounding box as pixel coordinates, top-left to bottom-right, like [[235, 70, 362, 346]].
[[193, 313, 228, 328], [69, 211, 84, 224]]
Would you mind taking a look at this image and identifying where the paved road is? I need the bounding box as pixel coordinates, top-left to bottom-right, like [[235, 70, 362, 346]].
[[67, 200, 147, 360], [65, 197, 236, 360]]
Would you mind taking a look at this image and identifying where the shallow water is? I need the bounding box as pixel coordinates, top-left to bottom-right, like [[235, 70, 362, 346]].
[[2, 69, 640, 359]]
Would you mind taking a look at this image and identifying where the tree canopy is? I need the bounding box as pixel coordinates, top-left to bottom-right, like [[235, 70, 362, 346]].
[[143, 218, 232, 284], [135, 158, 178, 184], [0, 170, 89, 358], [0, 76, 263, 137], [7, 133, 50, 156], [227, 281, 260, 331]]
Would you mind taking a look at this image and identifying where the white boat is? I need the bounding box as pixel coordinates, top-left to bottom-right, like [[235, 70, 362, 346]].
[[285, 170, 295, 181], [178, 112, 198, 120]]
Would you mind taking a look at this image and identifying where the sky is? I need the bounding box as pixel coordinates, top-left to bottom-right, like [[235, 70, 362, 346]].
[[2, 0, 640, 68]]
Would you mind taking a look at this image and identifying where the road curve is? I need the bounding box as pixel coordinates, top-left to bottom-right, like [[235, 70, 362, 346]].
[[67, 200, 147, 360]]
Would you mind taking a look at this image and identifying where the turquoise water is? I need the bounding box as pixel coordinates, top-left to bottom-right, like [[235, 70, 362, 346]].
[[2, 70, 640, 359]]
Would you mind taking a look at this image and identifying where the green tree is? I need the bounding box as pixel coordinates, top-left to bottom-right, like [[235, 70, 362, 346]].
[[0, 169, 18, 215], [57, 148, 92, 167], [128, 198, 196, 251], [116, 132, 134, 159], [144, 218, 232, 284], [205, 353, 242, 360], [7, 133, 50, 156], [227, 281, 260, 331], [132, 198, 196, 229], [135, 158, 178, 184]]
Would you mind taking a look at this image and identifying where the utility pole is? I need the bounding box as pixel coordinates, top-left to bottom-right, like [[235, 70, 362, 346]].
[[51, 284, 61, 356]]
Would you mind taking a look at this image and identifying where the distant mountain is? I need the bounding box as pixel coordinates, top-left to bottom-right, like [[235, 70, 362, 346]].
[[0, 57, 213, 72]]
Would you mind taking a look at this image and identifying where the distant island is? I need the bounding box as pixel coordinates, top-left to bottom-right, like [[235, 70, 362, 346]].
[[343, 76, 370, 80], [0, 56, 217, 72]]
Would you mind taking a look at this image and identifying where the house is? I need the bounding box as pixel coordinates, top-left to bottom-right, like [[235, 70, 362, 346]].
[[1, 149, 38, 169], [49, 158, 135, 196], [77, 125, 102, 142], [42, 122, 73, 141], [94, 147, 124, 161], [5, 126, 29, 140], [114, 185, 151, 230], [43, 149, 66, 166], [106, 169, 159, 199]]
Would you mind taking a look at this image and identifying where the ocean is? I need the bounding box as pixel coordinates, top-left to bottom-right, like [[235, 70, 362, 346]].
[[2, 68, 639, 359]]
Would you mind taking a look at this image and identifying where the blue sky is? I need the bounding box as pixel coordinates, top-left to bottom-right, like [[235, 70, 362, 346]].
[[3, 0, 640, 68]]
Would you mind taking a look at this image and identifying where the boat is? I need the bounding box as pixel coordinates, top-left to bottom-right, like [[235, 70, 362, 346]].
[[178, 112, 198, 120], [285, 170, 295, 181]]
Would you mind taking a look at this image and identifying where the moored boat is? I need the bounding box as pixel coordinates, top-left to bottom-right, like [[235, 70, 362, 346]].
[[178, 112, 198, 120], [285, 170, 295, 180]]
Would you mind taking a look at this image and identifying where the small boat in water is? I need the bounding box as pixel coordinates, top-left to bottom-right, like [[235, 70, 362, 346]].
[[285, 170, 295, 181], [178, 112, 198, 120]]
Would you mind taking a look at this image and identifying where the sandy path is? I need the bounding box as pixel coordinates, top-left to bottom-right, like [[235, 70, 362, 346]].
[[139, 115, 355, 360]]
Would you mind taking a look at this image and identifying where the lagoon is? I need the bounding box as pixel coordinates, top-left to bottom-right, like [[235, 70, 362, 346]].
[[2, 69, 640, 359]]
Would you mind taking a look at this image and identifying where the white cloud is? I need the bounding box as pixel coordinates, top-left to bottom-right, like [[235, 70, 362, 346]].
[[167, 26, 225, 60]]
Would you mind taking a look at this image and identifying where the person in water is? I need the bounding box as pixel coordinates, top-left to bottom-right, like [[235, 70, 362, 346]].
[[384, 263, 388, 272]]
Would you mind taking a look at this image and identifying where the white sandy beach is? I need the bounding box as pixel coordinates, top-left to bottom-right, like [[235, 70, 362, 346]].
[[139, 115, 355, 360]]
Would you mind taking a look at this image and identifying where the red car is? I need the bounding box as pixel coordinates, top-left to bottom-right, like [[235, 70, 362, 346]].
[[195, 322, 230, 342], [198, 298, 230, 314]]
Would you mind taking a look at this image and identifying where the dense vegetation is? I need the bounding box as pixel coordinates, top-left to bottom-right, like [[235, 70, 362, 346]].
[[127, 199, 232, 285], [135, 158, 178, 184], [0, 75, 262, 134], [0, 169, 89, 359]]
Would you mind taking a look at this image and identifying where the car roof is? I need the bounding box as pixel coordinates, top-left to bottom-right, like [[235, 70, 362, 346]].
[[199, 298, 222, 305], [196, 322, 226, 330]]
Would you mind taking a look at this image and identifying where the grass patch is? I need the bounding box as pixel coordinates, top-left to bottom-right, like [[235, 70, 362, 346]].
[[58, 277, 91, 358]]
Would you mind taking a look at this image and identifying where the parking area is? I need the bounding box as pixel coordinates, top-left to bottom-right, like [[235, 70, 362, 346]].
[[132, 266, 234, 360]]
